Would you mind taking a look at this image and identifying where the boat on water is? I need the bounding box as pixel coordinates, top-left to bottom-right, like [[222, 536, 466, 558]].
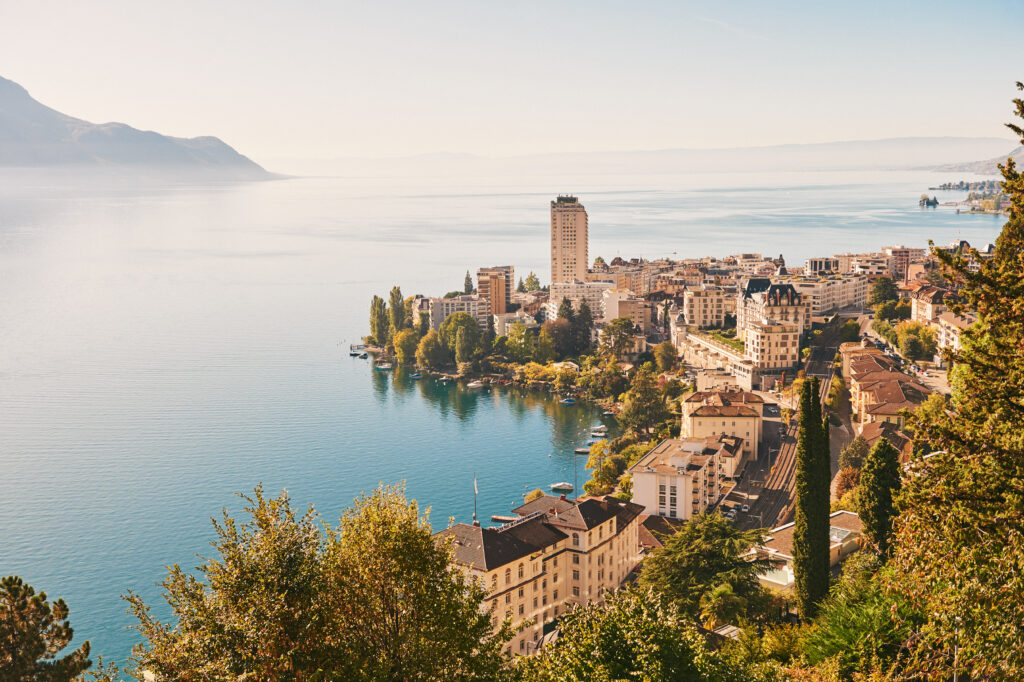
[[586, 440, 597, 446], [466, 380, 485, 388], [591, 430, 607, 438], [349, 350, 361, 357], [591, 424, 608, 432], [410, 373, 422, 379], [491, 514, 517, 523], [559, 397, 576, 404], [602, 410, 615, 416], [574, 447, 591, 454], [374, 361, 393, 370], [549, 482, 573, 493], [359, 353, 368, 359]]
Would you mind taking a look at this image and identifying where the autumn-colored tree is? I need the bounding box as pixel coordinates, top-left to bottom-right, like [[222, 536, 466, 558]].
[[392, 328, 419, 365], [0, 576, 91, 681]]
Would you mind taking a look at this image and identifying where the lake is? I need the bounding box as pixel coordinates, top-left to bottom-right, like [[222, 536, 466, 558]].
[[0, 167, 1003, 664]]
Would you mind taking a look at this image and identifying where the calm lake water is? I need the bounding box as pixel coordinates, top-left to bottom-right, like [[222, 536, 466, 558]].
[[0, 168, 1003, 664]]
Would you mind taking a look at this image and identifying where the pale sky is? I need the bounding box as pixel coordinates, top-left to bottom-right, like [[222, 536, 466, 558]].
[[2, 0, 1020, 165]]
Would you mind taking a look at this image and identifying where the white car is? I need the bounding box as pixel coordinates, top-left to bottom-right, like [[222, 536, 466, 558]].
[[724, 508, 736, 519], [741, 504, 749, 513]]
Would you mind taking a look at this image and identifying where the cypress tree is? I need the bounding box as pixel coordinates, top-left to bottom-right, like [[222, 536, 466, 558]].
[[793, 376, 830, 619], [388, 286, 405, 337], [859, 437, 901, 555], [369, 295, 389, 347]]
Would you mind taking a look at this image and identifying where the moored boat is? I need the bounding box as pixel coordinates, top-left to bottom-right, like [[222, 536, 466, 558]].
[[466, 380, 485, 388], [549, 482, 573, 493], [410, 373, 422, 379], [574, 447, 591, 454], [559, 397, 576, 404], [374, 361, 393, 370], [491, 514, 517, 523]]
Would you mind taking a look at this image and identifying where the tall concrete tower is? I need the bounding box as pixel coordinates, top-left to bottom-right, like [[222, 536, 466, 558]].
[[550, 195, 588, 284]]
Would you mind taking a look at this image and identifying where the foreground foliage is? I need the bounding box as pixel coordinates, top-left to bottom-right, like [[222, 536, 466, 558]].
[[0, 575, 91, 681]]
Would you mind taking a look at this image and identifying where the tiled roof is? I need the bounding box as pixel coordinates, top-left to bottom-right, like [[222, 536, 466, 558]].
[[436, 516, 567, 571], [684, 391, 765, 405], [692, 405, 760, 418], [638, 514, 683, 549]]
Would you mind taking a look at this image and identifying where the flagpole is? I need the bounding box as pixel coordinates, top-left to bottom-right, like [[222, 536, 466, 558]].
[[473, 472, 479, 526]]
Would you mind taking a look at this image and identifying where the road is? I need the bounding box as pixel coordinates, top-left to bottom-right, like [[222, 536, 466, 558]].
[[735, 318, 840, 531]]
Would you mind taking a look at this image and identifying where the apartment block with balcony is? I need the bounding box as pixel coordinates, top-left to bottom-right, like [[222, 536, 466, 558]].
[[551, 196, 588, 284], [629, 436, 741, 521], [477, 266, 514, 316]]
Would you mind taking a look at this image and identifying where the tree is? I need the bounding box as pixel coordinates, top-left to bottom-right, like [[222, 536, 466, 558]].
[[593, 256, 606, 268], [638, 513, 778, 619], [455, 327, 473, 365], [415, 330, 449, 369], [516, 277, 526, 293], [0, 576, 91, 681], [524, 488, 544, 503], [839, 435, 869, 470], [838, 319, 861, 343], [534, 327, 556, 364], [127, 485, 510, 680], [600, 317, 635, 359], [523, 271, 540, 291], [541, 319, 572, 358], [369, 295, 389, 347], [392, 328, 419, 365], [859, 438, 901, 555], [617, 368, 670, 433], [792, 377, 830, 620], [572, 300, 594, 354], [654, 340, 677, 372], [416, 311, 430, 337], [520, 587, 776, 682], [504, 321, 534, 363], [869, 277, 898, 306], [388, 286, 405, 337], [898, 333, 923, 360], [463, 270, 473, 294], [556, 297, 575, 325], [882, 85, 1024, 679], [438, 312, 480, 356], [833, 467, 860, 498]]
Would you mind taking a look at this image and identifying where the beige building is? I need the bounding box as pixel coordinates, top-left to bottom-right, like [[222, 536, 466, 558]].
[[428, 295, 485, 329], [629, 437, 740, 520], [546, 280, 614, 321], [782, 275, 869, 316], [681, 390, 764, 464], [753, 511, 864, 591], [883, 245, 927, 281], [744, 320, 801, 372], [682, 287, 733, 328], [477, 266, 514, 316], [436, 495, 643, 656], [602, 288, 649, 332], [910, 286, 950, 324], [736, 279, 808, 342], [936, 311, 974, 356], [551, 196, 588, 284]]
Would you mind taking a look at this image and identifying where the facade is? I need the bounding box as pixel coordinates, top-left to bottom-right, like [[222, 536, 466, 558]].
[[681, 390, 764, 464], [935, 311, 974, 355], [883, 245, 927, 281], [493, 310, 537, 336], [477, 266, 514, 316], [782, 275, 869, 316], [629, 437, 741, 520], [682, 287, 733, 328], [602, 288, 649, 332], [911, 286, 950, 324], [753, 511, 864, 591], [435, 495, 643, 656], [545, 280, 614, 321], [550, 196, 588, 284], [736, 279, 808, 342], [844, 350, 932, 427], [804, 257, 839, 275], [744, 319, 801, 372], [428, 295, 485, 329]]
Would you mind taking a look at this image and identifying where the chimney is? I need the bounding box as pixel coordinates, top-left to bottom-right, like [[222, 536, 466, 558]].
[[560, 494, 567, 501], [473, 520, 480, 527]]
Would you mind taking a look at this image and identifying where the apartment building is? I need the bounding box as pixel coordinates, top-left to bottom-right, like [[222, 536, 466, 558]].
[[681, 390, 764, 464], [602, 289, 650, 332], [736, 279, 808, 342], [551, 196, 588, 283], [435, 495, 643, 656], [477, 266, 514, 316], [682, 287, 733, 328], [753, 511, 864, 592], [428, 295, 485, 329], [883, 245, 927, 281], [804, 257, 839, 275], [911, 286, 950, 324], [545, 280, 614, 321], [781, 274, 869, 316], [629, 436, 740, 521], [745, 319, 802, 372], [936, 311, 974, 355], [844, 350, 931, 427]]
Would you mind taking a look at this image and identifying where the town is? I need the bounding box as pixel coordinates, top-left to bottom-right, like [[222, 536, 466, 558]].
[[359, 193, 987, 657]]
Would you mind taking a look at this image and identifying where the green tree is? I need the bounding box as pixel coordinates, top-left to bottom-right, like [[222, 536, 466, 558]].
[[617, 368, 670, 433], [455, 327, 473, 365], [520, 587, 778, 681], [839, 435, 869, 470], [654, 340, 677, 372], [792, 376, 830, 620], [463, 270, 473, 294], [416, 311, 430, 337], [524, 271, 541, 291], [439, 312, 480, 357], [388, 286, 405, 337], [392, 328, 419, 365], [127, 485, 510, 681], [415, 329, 449, 369], [504, 321, 534, 363], [534, 327, 556, 364], [541, 319, 572, 358], [572, 300, 594, 354], [859, 438, 901, 556], [524, 488, 544, 503], [869, 276, 898, 306], [556, 297, 575, 324], [593, 256, 606, 268], [516, 277, 526, 293], [638, 513, 777, 619], [838, 319, 861, 343], [600, 317, 635, 359], [898, 333, 923, 360], [0, 576, 91, 681], [369, 295, 389, 347]]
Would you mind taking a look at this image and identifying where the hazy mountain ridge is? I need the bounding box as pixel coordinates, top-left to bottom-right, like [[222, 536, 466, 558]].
[[0, 76, 269, 178], [935, 145, 1024, 175]]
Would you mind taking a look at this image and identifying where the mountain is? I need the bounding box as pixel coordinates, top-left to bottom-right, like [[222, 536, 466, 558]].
[[276, 137, 1017, 177], [0, 76, 269, 178], [935, 145, 1024, 175]]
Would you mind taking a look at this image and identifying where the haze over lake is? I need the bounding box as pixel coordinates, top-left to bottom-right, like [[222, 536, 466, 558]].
[[0, 168, 1003, 663]]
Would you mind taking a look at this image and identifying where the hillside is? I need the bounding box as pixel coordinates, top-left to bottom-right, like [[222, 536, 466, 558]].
[[935, 145, 1024, 175], [0, 76, 269, 178]]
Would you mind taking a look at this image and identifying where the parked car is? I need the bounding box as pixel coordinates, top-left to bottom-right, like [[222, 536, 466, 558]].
[[741, 504, 750, 513], [724, 508, 736, 519]]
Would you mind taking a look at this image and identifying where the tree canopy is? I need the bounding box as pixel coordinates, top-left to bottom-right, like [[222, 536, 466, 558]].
[[0, 575, 91, 681]]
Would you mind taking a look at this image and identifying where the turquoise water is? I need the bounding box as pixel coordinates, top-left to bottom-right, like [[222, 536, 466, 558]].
[[0, 168, 1003, 664]]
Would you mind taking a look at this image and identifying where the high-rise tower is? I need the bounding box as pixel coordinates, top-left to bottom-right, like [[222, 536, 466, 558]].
[[550, 195, 588, 284]]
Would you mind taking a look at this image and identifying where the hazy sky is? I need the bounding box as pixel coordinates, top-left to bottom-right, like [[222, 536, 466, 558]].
[[2, 0, 1020, 164]]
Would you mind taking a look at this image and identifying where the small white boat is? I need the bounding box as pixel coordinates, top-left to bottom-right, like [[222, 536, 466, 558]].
[[550, 482, 573, 493], [602, 410, 615, 416], [466, 380, 485, 388], [591, 424, 608, 432], [574, 447, 591, 454], [559, 397, 576, 405], [591, 431, 607, 439], [374, 362, 393, 370]]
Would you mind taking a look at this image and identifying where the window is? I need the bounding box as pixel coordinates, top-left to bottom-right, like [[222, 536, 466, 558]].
[[573, 554, 580, 565], [520, 640, 525, 651], [518, 563, 524, 578], [572, 586, 580, 597], [505, 568, 511, 585], [491, 575, 497, 590], [519, 604, 525, 616], [572, 569, 579, 580], [553, 590, 558, 601], [505, 594, 511, 604], [572, 533, 579, 547], [518, 588, 524, 598], [533, 597, 538, 608], [552, 557, 558, 568]]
